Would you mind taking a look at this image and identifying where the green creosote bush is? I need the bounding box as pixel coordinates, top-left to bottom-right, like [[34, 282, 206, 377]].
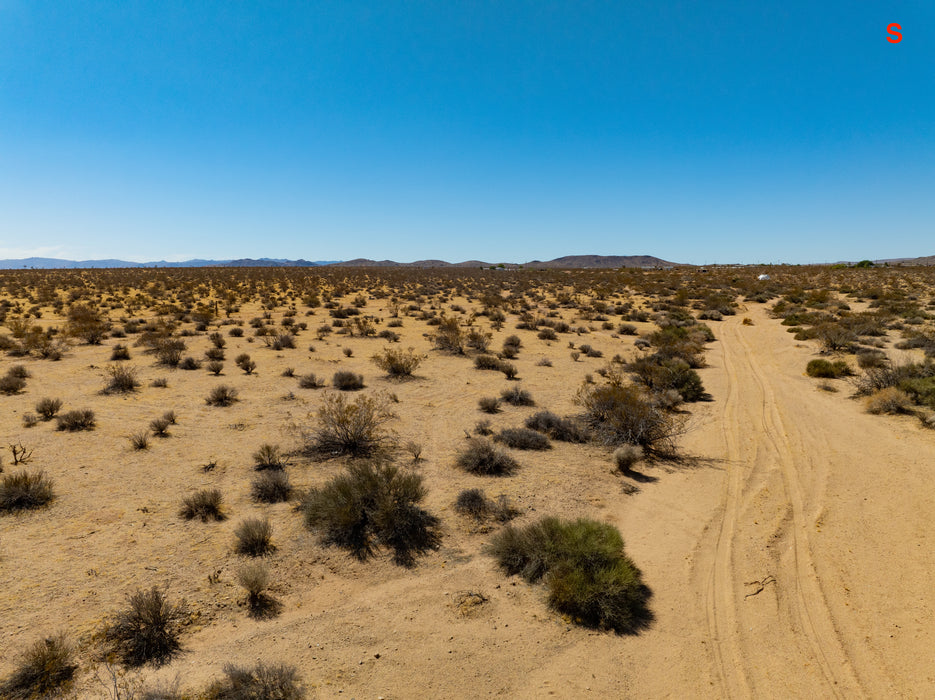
[[805, 358, 853, 379], [487, 517, 652, 633], [301, 461, 441, 567]]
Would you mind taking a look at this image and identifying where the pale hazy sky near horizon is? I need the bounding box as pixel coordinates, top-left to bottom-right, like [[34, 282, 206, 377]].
[[1, 2, 932, 265]]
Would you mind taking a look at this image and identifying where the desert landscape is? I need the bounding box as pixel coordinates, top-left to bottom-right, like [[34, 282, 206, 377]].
[[1, 264, 934, 698]]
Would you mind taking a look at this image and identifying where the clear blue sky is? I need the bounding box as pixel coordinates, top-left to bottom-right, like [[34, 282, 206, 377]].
[[1, 2, 932, 264]]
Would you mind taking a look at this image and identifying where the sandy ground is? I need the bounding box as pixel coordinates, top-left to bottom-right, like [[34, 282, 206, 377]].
[[2, 297, 934, 698]]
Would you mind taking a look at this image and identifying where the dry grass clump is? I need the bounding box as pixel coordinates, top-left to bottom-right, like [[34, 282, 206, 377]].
[[179, 489, 225, 521], [203, 662, 304, 700], [129, 430, 150, 450], [55, 409, 96, 431], [493, 427, 551, 450], [301, 461, 441, 566], [301, 391, 397, 458], [0, 634, 77, 699], [371, 346, 423, 377], [235, 353, 256, 374], [149, 416, 171, 437], [455, 438, 520, 476], [206, 360, 224, 375], [102, 587, 187, 667], [206, 384, 239, 406], [487, 517, 652, 633], [235, 517, 274, 556], [864, 387, 914, 415], [0, 470, 54, 512], [251, 470, 292, 503]]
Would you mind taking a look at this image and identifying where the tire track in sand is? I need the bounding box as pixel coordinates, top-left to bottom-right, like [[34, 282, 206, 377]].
[[697, 310, 865, 698]]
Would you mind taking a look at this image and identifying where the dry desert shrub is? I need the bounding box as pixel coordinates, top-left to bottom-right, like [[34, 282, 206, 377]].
[[493, 427, 551, 450], [297, 373, 324, 389], [253, 443, 285, 470], [236, 562, 274, 614], [371, 346, 423, 377], [576, 382, 686, 456], [110, 343, 131, 360], [179, 489, 225, 522], [332, 370, 365, 390], [0, 634, 77, 699], [55, 408, 96, 431], [203, 662, 304, 700], [865, 387, 914, 415], [0, 372, 26, 395], [478, 396, 501, 413], [235, 517, 274, 556], [523, 411, 588, 443], [301, 391, 397, 458], [235, 353, 256, 374], [500, 386, 534, 406], [103, 364, 141, 393], [102, 587, 187, 667], [301, 461, 441, 566], [454, 488, 519, 523], [487, 517, 652, 634], [206, 384, 239, 407], [35, 397, 63, 421], [455, 438, 519, 476], [473, 354, 503, 371], [251, 470, 292, 503], [613, 444, 644, 473], [0, 470, 54, 512]]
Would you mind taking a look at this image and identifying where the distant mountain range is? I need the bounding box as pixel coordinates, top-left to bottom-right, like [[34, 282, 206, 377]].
[[5, 253, 930, 270], [0, 254, 678, 270], [0, 257, 340, 269]]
